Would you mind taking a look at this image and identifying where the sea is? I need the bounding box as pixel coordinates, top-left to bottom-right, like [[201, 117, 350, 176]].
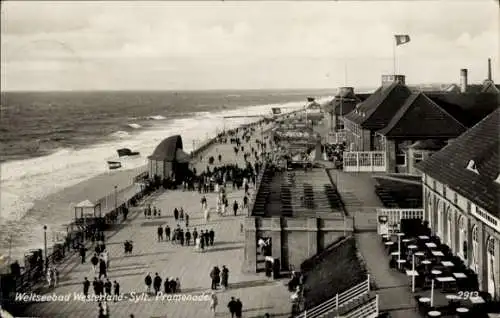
[[0, 89, 334, 264]]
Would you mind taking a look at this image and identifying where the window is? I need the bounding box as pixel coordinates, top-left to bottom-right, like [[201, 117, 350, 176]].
[[453, 193, 458, 205], [433, 181, 437, 190], [467, 201, 471, 213], [443, 186, 447, 197], [396, 153, 406, 166], [413, 152, 424, 164]]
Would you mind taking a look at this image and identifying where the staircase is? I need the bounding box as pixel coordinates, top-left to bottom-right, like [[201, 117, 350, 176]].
[[295, 275, 378, 318]]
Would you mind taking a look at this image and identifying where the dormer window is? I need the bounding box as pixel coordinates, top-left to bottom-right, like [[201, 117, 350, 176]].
[[466, 160, 479, 174], [495, 174, 500, 184]]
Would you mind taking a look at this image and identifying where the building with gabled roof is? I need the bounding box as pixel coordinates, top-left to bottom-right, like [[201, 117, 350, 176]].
[[416, 108, 500, 300]]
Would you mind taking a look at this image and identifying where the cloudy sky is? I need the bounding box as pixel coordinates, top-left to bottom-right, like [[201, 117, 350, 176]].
[[1, 0, 498, 91]]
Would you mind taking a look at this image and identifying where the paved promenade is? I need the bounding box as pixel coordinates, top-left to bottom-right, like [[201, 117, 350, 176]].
[[329, 170, 421, 318], [18, 127, 291, 318]]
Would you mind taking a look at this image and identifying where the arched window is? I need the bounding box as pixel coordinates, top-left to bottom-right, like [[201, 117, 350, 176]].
[[458, 216, 467, 260], [446, 209, 452, 247], [487, 237, 496, 299], [471, 225, 479, 272]]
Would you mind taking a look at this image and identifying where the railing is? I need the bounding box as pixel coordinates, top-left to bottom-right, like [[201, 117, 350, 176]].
[[343, 294, 379, 318], [376, 208, 424, 235], [295, 275, 371, 318], [343, 151, 386, 172]]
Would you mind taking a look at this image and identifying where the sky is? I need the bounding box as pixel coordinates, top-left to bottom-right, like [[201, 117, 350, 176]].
[[1, 0, 498, 91]]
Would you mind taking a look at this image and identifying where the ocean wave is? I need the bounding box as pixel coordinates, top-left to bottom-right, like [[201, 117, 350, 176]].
[[127, 123, 142, 129], [110, 131, 130, 138], [148, 115, 166, 120]]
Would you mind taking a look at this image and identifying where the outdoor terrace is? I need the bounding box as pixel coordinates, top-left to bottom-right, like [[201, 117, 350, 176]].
[[251, 167, 344, 218]]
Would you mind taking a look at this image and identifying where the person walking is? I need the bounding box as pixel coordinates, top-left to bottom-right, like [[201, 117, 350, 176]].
[[157, 226, 163, 242], [235, 298, 243, 318], [209, 292, 218, 316], [113, 281, 120, 300], [145, 273, 152, 294], [221, 265, 229, 289], [153, 273, 162, 295], [83, 277, 90, 297], [227, 297, 237, 318], [233, 200, 239, 216], [91, 253, 99, 273]]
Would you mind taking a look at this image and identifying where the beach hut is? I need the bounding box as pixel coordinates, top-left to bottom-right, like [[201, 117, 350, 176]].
[[74, 199, 102, 220], [148, 135, 191, 182]]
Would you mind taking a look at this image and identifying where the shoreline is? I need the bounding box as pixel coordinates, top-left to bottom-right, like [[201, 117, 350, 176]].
[[0, 114, 277, 265]]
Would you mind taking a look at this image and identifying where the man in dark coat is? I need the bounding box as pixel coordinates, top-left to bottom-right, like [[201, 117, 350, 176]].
[[113, 281, 120, 299], [79, 246, 87, 264], [193, 228, 198, 242], [235, 298, 243, 318], [104, 279, 112, 296], [165, 225, 171, 241], [204, 231, 210, 248], [173, 208, 179, 221], [227, 297, 237, 318], [83, 277, 90, 297], [145, 273, 152, 293], [153, 273, 162, 295], [99, 259, 107, 279], [92, 277, 99, 295], [209, 229, 215, 246], [221, 265, 229, 289], [210, 267, 218, 290], [157, 226, 163, 242], [233, 201, 239, 216], [185, 229, 191, 246]]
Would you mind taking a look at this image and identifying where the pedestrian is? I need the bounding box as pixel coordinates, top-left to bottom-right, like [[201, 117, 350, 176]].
[[221, 265, 229, 289], [93, 277, 99, 295], [227, 297, 237, 318], [153, 273, 162, 295], [113, 280, 120, 300], [209, 229, 215, 246], [104, 279, 112, 296], [145, 273, 152, 293], [98, 302, 105, 318], [165, 225, 171, 241], [174, 208, 179, 221], [91, 253, 99, 273], [209, 292, 218, 316], [83, 277, 90, 297], [99, 259, 107, 279], [235, 298, 243, 318], [185, 213, 190, 227], [233, 200, 239, 216], [79, 245, 87, 264], [157, 226, 163, 242], [185, 229, 191, 246], [179, 208, 184, 221]]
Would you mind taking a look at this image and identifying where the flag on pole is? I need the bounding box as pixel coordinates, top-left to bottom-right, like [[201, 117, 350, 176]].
[[395, 34, 411, 46]]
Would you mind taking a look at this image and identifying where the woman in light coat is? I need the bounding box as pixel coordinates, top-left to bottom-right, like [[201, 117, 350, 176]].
[[209, 292, 218, 316]]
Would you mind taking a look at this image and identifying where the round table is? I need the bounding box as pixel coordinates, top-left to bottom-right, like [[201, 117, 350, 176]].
[[391, 251, 400, 255], [446, 294, 461, 300], [422, 260, 432, 265], [402, 238, 411, 243], [408, 245, 418, 249], [428, 310, 441, 317], [385, 241, 394, 245], [396, 233, 405, 236], [419, 297, 430, 303], [415, 251, 425, 256], [431, 270, 442, 275], [456, 307, 469, 313]]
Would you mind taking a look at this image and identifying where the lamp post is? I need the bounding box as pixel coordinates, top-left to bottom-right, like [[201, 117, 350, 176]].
[[43, 225, 48, 272], [114, 185, 118, 213]]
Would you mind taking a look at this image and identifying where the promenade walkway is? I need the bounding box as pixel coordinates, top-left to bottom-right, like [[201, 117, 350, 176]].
[[329, 170, 421, 318], [18, 127, 291, 318]]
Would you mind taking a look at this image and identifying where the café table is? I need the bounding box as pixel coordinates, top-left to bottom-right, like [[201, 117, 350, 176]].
[[428, 310, 441, 317], [396, 259, 406, 266], [453, 272, 467, 279], [419, 235, 430, 240], [436, 276, 455, 282], [469, 296, 485, 304], [382, 234, 390, 239], [406, 270, 419, 276], [396, 232, 405, 237], [441, 261, 454, 267], [408, 244, 418, 250], [431, 270, 442, 275], [402, 238, 412, 243], [385, 241, 394, 246], [456, 307, 469, 314], [422, 260, 432, 265], [446, 294, 461, 301], [431, 250, 444, 257], [415, 251, 425, 256], [391, 251, 400, 256], [419, 297, 431, 304], [425, 242, 437, 248]]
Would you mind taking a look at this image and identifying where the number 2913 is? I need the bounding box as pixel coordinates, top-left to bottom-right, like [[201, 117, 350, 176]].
[[457, 291, 479, 299]]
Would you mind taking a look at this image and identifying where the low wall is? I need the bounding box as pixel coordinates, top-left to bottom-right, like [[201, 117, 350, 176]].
[[243, 215, 354, 273]]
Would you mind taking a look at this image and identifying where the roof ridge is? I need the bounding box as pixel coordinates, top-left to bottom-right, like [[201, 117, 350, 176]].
[[419, 93, 468, 129], [363, 82, 407, 123]]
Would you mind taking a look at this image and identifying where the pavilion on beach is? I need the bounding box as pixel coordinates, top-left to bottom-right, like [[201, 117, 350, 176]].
[[148, 135, 191, 182]]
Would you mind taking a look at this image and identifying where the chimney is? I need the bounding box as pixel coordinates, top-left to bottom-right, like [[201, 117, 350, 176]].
[[460, 69, 468, 93], [488, 58, 492, 81], [381, 75, 405, 86], [338, 87, 354, 96]]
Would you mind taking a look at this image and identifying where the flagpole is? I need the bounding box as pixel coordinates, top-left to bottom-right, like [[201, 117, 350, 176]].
[[392, 38, 396, 76]]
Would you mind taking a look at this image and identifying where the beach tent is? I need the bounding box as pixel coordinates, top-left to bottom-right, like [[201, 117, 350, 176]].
[[74, 199, 102, 220]]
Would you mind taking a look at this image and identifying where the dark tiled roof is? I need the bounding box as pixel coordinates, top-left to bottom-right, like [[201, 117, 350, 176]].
[[344, 82, 412, 130], [426, 92, 499, 127], [301, 237, 366, 310], [407, 139, 447, 151], [417, 108, 500, 216], [377, 93, 467, 138], [374, 176, 423, 209]]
